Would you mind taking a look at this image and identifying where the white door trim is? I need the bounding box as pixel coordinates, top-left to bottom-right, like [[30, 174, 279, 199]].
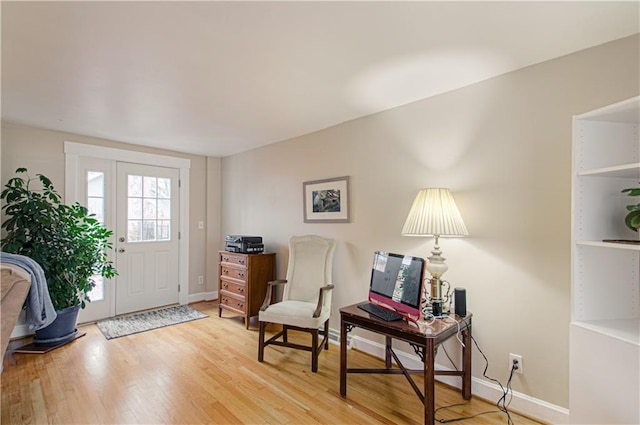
[[64, 141, 190, 308]]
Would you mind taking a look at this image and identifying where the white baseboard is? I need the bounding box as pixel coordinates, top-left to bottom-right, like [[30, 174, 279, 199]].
[[11, 293, 217, 339], [345, 331, 569, 425], [11, 323, 32, 339], [328, 327, 353, 349], [188, 291, 217, 304]]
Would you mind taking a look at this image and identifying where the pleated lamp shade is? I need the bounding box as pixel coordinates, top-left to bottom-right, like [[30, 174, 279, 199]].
[[401, 188, 468, 237]]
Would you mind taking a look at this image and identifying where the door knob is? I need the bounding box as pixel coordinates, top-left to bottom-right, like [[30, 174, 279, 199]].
[[118, 248, 125, 253], [119, 237, 125, 242]]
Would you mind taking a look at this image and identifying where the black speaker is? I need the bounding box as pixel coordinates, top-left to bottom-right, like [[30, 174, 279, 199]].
[[454, 287, 467, 317]]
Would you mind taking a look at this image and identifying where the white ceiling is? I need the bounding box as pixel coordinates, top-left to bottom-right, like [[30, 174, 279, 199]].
[[2, 1, 638, 157]]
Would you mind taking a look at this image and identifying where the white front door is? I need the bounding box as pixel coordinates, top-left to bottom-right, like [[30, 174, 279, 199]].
[[115, 162, 180, 315], [66, 142, 190, 323]]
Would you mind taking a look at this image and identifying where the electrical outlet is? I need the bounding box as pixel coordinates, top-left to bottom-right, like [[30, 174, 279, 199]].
[[509, 353, 523, 374], [198, 276, 204, 285]]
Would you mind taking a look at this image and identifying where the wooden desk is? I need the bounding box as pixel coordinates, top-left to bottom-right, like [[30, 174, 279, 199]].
[[340, 302, 472, 425]]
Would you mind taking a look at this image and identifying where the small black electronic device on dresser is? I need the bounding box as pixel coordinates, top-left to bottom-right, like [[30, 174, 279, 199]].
[[224, 235, 264, 253]]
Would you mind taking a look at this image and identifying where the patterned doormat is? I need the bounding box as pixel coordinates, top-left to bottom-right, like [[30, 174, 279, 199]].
[[96, 305, 208, 340]]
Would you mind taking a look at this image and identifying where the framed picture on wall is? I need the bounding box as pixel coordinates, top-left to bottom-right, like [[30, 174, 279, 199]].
[[303, 176, 350, 223]]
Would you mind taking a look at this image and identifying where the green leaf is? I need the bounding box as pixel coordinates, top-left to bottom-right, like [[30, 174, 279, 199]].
[[625, 210, 640, 232], [622, 187, 640, 197]]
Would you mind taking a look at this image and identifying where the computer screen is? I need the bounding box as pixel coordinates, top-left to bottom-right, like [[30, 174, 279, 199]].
[[368, 251, 425, 320]]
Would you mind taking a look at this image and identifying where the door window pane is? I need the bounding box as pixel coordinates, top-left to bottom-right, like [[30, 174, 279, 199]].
[[143, 176, 157, 197], [128, 198, 142, 220], [87, 172, 104, 197], [142, 220, 156, 240], [128, 220, 142, 242], [157, 178, 171, 199], [128, 175, 142, 197], [143, 199, 157, 220], [87, 198, 104, 223], [127, 174, 172, 242], [86, 171, 105, 302], [158, 220, 170, 240], [158, 200, 171, 219]]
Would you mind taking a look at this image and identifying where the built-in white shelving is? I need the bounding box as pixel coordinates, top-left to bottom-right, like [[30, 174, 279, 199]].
[[570, 96, 639, 424], [578, 162, 640, 178], [572, 319, 640, 345], [576, 240, 640, 251]]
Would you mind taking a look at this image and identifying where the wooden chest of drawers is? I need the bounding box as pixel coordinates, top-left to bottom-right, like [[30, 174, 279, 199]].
[[218, 251, 276, 329]]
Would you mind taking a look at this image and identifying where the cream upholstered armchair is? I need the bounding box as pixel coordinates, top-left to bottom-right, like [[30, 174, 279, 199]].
[[258, 235, 336, 372]]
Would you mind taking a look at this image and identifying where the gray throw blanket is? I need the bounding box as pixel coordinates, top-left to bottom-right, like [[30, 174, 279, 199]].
[[1, 252, 57, 330]]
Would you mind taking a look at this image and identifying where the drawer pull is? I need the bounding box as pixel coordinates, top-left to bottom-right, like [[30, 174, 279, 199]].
[[238, 287, 244, 293], [222, 283, 228, 289], [222, 256, 229, 262], [238, 273, 245, 278], [239, 259, 246, 265], [223, 269, 229, 274]]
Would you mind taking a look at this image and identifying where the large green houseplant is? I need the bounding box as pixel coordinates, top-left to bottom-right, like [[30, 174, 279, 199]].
[[622, 184, 640, 232], [1, 168, 116, 341]]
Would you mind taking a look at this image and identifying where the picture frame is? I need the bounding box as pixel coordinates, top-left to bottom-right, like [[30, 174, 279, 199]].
[[303, 176, 350, 223]]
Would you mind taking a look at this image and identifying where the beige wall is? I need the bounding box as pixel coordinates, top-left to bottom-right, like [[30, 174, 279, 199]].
[[0, 123, 214, 296], [219, 35, 640, 408]]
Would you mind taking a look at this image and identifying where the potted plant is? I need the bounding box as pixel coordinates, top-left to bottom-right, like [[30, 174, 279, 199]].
[[1, 168, 117, 345], [622, 184, 640, 232]]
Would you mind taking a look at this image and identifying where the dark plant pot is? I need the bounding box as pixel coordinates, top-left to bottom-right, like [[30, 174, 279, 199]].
[[33, 304, 81, 346]]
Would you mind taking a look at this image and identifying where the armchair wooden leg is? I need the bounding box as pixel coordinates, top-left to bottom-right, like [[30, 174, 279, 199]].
[[258, 321, 266, 362], [311, 329, 319, 373], [323, 319, 330, 349]]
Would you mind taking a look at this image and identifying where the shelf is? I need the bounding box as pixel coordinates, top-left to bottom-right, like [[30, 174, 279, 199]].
[[577, 240, 640, 251], [571, 319, 640, 346], [578, 162, 640, 178], [577, 96, 640, 123]]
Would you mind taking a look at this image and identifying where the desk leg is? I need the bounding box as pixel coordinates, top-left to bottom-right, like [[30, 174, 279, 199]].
[[462, 325, 472, 400], [385, 336, 392, 369], [340, 318, 347, 397], [425, 339, 435, 425]]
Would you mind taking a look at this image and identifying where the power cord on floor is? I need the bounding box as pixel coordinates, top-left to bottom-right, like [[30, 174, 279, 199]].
[[435, 335, 516, 424], [441, 346, 459, 372]]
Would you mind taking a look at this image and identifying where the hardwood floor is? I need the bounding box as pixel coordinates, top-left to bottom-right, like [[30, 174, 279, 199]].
[[2, 301, 544, 424]]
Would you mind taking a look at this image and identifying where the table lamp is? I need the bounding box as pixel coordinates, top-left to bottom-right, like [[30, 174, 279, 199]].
[[401, 188, 468, 317]]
